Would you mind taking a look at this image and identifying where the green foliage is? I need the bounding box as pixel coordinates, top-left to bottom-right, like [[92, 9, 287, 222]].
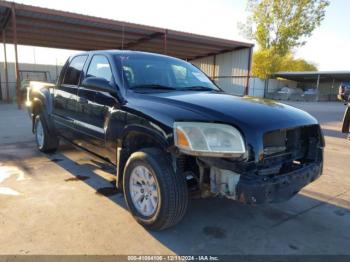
[[241, 0, 327, 78], [252, 49, 282, 79], [252, 50, 317, 79], [242, 0, 329, 56], [280, 54, 318, 71]]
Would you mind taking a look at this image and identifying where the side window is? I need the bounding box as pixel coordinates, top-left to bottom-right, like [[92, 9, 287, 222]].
[[86, 55, 112, 82], [63, 55, 87, 85]]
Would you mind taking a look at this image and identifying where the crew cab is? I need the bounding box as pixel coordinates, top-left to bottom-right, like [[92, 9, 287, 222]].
[[26, 50, 324, 230]]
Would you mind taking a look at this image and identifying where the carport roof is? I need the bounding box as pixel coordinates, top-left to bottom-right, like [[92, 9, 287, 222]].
[[273, 71, 350, 82], [0, 1, 253, 60]]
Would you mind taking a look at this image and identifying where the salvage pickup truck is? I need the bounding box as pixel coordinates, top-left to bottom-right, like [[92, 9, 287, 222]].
[[26, 50, 324, 230]]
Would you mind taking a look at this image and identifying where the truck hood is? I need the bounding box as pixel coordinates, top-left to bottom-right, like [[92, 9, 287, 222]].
[[127, 91, 318, 133]]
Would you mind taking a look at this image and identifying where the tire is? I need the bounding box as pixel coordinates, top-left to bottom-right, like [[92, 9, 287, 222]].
[[34, 114, 59, 153], [123, 148, 188, 230], [342, 105, 350, 133]]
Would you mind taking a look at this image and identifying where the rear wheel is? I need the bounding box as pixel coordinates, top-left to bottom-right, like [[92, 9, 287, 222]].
[[34, 114, 59, 153], [123, 148, 188, 230]]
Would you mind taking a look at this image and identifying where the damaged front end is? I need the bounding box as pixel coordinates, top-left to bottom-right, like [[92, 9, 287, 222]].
[[177, 124, 324, 204]]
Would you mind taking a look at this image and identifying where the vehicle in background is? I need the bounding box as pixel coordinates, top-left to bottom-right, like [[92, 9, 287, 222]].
[[338, 81, 350, 103], [278, 86, 303, 96], [25, 50, 325, 230]]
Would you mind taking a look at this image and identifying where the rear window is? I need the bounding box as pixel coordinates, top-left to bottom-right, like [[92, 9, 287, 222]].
[[63, 55, 88, 85]]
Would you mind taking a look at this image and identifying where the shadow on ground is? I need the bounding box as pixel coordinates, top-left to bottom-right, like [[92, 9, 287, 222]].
[[48, 147, 125, 208], [44, 145, 350, 255], [321, 128, 348, 139]]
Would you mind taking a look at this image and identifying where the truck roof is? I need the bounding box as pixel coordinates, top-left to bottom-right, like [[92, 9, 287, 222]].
[[71, 49, 175, 59]]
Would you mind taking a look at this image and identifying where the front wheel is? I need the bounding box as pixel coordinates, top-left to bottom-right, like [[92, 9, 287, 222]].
[[123, 148, 188, 230], [34, 114, 59, 153]]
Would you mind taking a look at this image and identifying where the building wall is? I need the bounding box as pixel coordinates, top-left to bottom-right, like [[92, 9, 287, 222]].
[[248, 77, 265, 97], [191, 55, 215, 77], [191, 48, 250, 96], [0, 62, 62, 101]]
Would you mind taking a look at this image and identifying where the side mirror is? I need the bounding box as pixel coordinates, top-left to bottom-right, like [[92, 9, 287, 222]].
[[81, 77, 117, 94]]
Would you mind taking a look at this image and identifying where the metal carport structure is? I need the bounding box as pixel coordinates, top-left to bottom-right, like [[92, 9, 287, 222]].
[[0, 0, 253, 107], [273, 71, 350, 101], [273, 71, 350, 82]]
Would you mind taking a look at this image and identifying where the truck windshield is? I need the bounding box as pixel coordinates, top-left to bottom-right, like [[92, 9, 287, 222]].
[[115, 53, 219, 91]]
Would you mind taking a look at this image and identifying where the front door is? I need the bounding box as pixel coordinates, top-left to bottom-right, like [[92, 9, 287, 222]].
[[75, 55, 118, 159]]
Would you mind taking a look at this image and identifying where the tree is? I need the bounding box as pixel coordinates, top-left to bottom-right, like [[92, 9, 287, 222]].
[[279, 54, 317, 71], [252, 50, 317, 79], [252, 49, 282, 79], [240, 0, 328, 78], [242, 0, 329, 56]]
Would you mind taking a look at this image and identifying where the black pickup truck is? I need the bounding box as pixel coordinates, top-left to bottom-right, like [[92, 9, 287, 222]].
[[26, 50, 324, 230]]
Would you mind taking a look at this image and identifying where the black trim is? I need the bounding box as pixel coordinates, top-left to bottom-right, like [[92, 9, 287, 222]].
[[236, 162, 323, 204]]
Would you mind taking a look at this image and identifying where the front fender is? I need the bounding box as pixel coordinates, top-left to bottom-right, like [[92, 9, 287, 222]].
[[115, 123, 172, 189], [120, 124, 170, 150]]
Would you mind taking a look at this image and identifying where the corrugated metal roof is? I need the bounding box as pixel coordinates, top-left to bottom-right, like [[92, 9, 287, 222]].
[[0, 0, 254, 60], [273, 71, 350, 82]]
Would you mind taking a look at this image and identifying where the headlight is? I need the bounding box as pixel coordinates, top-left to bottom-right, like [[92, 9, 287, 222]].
[[174, 122, 246, 157]]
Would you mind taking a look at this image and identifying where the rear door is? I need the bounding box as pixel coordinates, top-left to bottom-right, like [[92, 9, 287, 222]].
[[53, 55, 88, 140]]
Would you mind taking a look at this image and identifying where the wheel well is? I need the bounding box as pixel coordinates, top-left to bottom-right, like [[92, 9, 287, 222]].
[[123, 131, 167, 156], [116, 131, 169, 189], [33, 101, 43, 114]]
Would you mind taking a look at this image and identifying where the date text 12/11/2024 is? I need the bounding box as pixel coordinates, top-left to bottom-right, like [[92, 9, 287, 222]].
[[127, 255, 219, 261]]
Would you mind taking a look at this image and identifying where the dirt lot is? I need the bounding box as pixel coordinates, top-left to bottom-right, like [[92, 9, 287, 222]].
[[0, 101, 350, 255]]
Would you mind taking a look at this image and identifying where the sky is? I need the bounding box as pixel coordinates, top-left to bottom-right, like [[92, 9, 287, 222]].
[[0, 0, 349, 70]]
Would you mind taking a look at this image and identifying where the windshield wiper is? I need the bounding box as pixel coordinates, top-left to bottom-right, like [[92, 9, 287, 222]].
[[184, 86, 220, 92], [129, 84, 178, 90]]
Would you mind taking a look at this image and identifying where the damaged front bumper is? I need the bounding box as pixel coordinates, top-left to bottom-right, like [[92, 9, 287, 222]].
[[195, 124, 324, 204], [235, 162, 322, 204], [202, 159, 323, 205]]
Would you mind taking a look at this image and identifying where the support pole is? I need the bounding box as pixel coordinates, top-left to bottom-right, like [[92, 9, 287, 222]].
[[121, 23, 125, 50], [163, 29, 168, 55], [331, 78, 335, 101], [264, 78, 269, 98], [2, 30, 9, 103], [316, 74, 320, 102], [245, 46, 253, 96], [212, 54, 216, 80], [11, 4, 21, 109]]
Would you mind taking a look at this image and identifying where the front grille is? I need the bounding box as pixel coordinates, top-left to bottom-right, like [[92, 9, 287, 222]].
[[260, 125, 322, 175]]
